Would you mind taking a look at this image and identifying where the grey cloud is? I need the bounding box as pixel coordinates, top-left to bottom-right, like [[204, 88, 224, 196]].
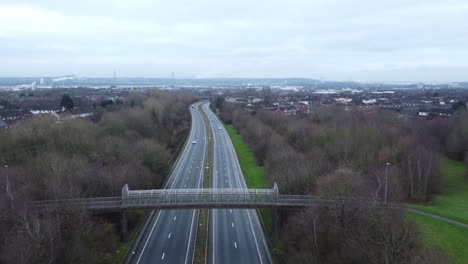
[[0, 0, 467, 81]]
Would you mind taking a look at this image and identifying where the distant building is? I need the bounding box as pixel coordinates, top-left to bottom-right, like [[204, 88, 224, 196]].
[[334, 98, 352, 104], [0, 109, 32, 122], [418, 111, 430, 117], [0, 119, 8, 129], [362, 99, 377, 105]]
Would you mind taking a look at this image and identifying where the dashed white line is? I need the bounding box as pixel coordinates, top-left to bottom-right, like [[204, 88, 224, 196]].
[[162, 252, 165, 260], [173, 216, 177, 221], [168, 233, 172, 239], [135, 210, 162, 263], [234, 241, 237, 249], [232, 222, 235, 228]]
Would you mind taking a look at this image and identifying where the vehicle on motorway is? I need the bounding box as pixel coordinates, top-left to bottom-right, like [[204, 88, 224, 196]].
[[218, 126, 222, 130], [192, 140, 197, 144]]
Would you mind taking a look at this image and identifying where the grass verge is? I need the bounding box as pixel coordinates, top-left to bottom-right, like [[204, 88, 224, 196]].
[[193, 104, 213, 264], [406, 158, 468, 224], [224, 124, 283, 259], [406, 158, 468, 263], [224, 125, 267, 188], [407, 211, 468, 264], [112, 211, 145, 263]]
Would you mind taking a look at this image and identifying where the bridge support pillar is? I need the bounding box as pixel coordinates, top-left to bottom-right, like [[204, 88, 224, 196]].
[[272, 208, 280, 236], [121, 210, 128, 241]]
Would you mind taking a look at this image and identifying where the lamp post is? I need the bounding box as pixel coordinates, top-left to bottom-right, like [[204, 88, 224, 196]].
[[4, 165, 14, 208], [4, 165, 8, 191], [384, 162, 390, 203]]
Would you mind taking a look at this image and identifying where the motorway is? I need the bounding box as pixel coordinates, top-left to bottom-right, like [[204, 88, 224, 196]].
[[202, 103, 272, 264], [129, 102, 207, 264]]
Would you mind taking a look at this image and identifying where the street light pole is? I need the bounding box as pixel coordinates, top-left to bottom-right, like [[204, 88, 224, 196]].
[[4, 165, 14, 208], [384, 162, 390, 203]]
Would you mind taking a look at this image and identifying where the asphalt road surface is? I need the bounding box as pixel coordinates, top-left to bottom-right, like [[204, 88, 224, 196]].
[[202, 103, 272, 264], [130, 103, 207, 264]]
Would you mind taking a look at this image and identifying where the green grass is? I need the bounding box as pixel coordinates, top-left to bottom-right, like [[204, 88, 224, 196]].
[[408, 211, 468, 264], [406, 158, 468, 224], [224, 124, 283, 258], [224, 125, 267, 189], [406, 158, 468, 263]]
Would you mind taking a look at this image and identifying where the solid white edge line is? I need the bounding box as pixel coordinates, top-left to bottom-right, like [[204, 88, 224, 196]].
[[136, 210, 162, 263], [217, 105, 267, 264], [136, 105, 198, 263]]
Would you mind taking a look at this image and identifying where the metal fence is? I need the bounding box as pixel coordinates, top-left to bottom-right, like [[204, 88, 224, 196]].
[[33, 183, 390, 211], [121, 183, 280, 208]]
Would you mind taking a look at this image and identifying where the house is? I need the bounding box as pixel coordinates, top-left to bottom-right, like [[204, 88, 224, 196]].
[[334, 98, 352, 104], [431, 108, 454, 117], [278, 105, 297, 115], [295, 103, 310, 113], [0, 109, 33, 122], [225, 97, 237, 103], [0, 119, 8, 129], [418, 111, 430, 117], [363, 98, 377, 105], [399, 106, 419, 117]]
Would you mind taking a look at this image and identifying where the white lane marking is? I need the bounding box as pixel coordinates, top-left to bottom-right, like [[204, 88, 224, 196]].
[[184, 184, 186, 188], [162, 252, 165, 260], [168, 233, 172, 239], [232, 222, 235, 228], [174, 216, 177, 221], [136, 210, 162, 263], [138, 107, 204, 264], [218, 108, 267, 264], [230, 209, 232, 213], [212, 210, 216, 264], [234, 241, 237, 249], [246, 210, 264, 264], [184, 108, 207, 264]]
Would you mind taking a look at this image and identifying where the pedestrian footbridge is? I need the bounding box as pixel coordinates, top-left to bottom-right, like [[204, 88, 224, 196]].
[[34, 183, 341, 211]]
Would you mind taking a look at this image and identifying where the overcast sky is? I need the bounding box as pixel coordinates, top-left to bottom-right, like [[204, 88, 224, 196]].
[[1, 0, 467, 81]]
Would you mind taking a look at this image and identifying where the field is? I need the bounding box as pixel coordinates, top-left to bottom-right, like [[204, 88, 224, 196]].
[[408, 212, 468, 264], [407, 158, 468, 224], [408, 158, 468, 263]]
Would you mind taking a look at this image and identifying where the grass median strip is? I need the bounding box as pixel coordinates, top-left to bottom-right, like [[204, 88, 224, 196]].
[[193, 104, 213, 264]]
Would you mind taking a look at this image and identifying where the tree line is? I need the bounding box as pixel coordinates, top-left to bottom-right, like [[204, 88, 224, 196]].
[[214, 99, 467, 263], [0, 90, 195, 264]]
